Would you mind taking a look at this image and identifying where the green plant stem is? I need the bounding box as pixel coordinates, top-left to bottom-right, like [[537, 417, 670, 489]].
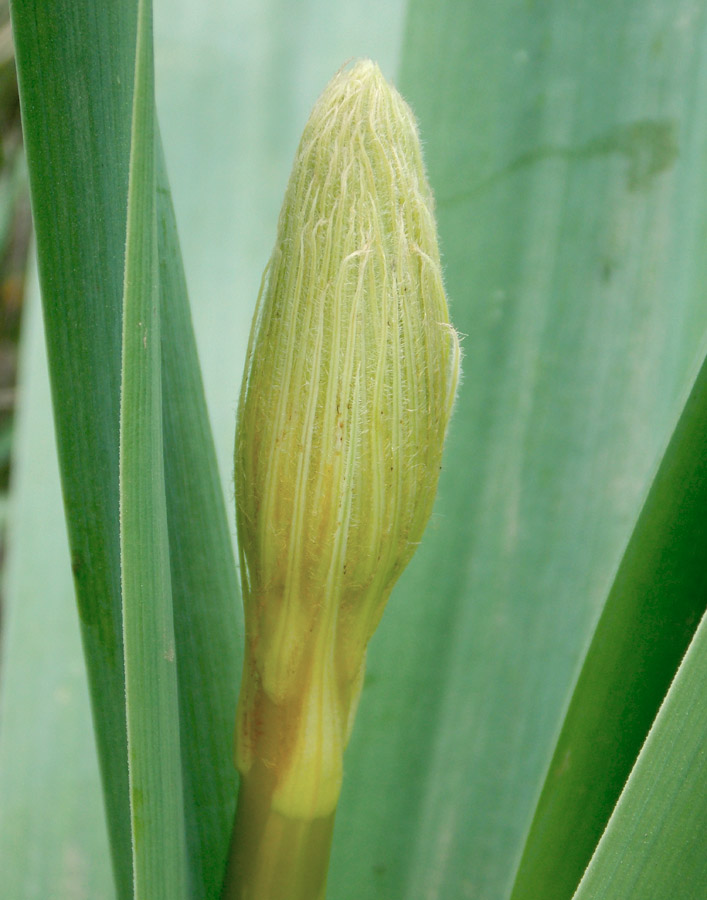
[[222, 761, 335, 900]]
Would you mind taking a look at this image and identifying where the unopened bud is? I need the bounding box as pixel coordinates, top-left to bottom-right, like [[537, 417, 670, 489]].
[[234, 59, 460, 819]]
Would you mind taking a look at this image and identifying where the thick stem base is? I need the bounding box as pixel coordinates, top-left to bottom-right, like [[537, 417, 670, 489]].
[[222, 761, 336, 900]]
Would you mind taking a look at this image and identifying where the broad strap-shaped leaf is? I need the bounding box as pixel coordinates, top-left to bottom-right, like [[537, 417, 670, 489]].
[[10, 2, 137, 892], [510, 345, 707, 900], [328, 2, 707, 897], [10, 1, 243, 896], [119, 1, 188, 896], [157, 131, 242, 898], [573, 607, 707, 900]]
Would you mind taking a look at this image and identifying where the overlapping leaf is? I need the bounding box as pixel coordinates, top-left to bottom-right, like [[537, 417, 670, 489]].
[[510, 345, 707, 900], [5, 0, 242, 896]]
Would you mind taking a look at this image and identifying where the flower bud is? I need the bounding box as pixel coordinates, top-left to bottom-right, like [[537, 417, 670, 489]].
[[234, 59, 460, 819]]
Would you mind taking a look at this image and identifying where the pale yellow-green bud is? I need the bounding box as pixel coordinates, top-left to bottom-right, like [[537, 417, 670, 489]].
[[234, 59, 460, 820]]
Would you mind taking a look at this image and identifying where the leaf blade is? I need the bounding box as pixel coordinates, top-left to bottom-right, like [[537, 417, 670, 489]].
[[573, 608, 707, 900], [8, 2, 245, 895], [157, 130, 243, 899], [329, 2, 707, 897], [119, 1, 188, 896], [510, 345, 707, 900], [9, 1, 138, 892]]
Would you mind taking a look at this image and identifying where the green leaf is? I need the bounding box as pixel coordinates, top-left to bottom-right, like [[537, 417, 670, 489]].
[[8, 1, 242, 897], [9, 2, 137, 892], [573, 607, 707, 900], [119, 0, 188, 896], [157, 132, 242, 898], [327, 2, 707, 897], [510, 345, 707, 900]]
